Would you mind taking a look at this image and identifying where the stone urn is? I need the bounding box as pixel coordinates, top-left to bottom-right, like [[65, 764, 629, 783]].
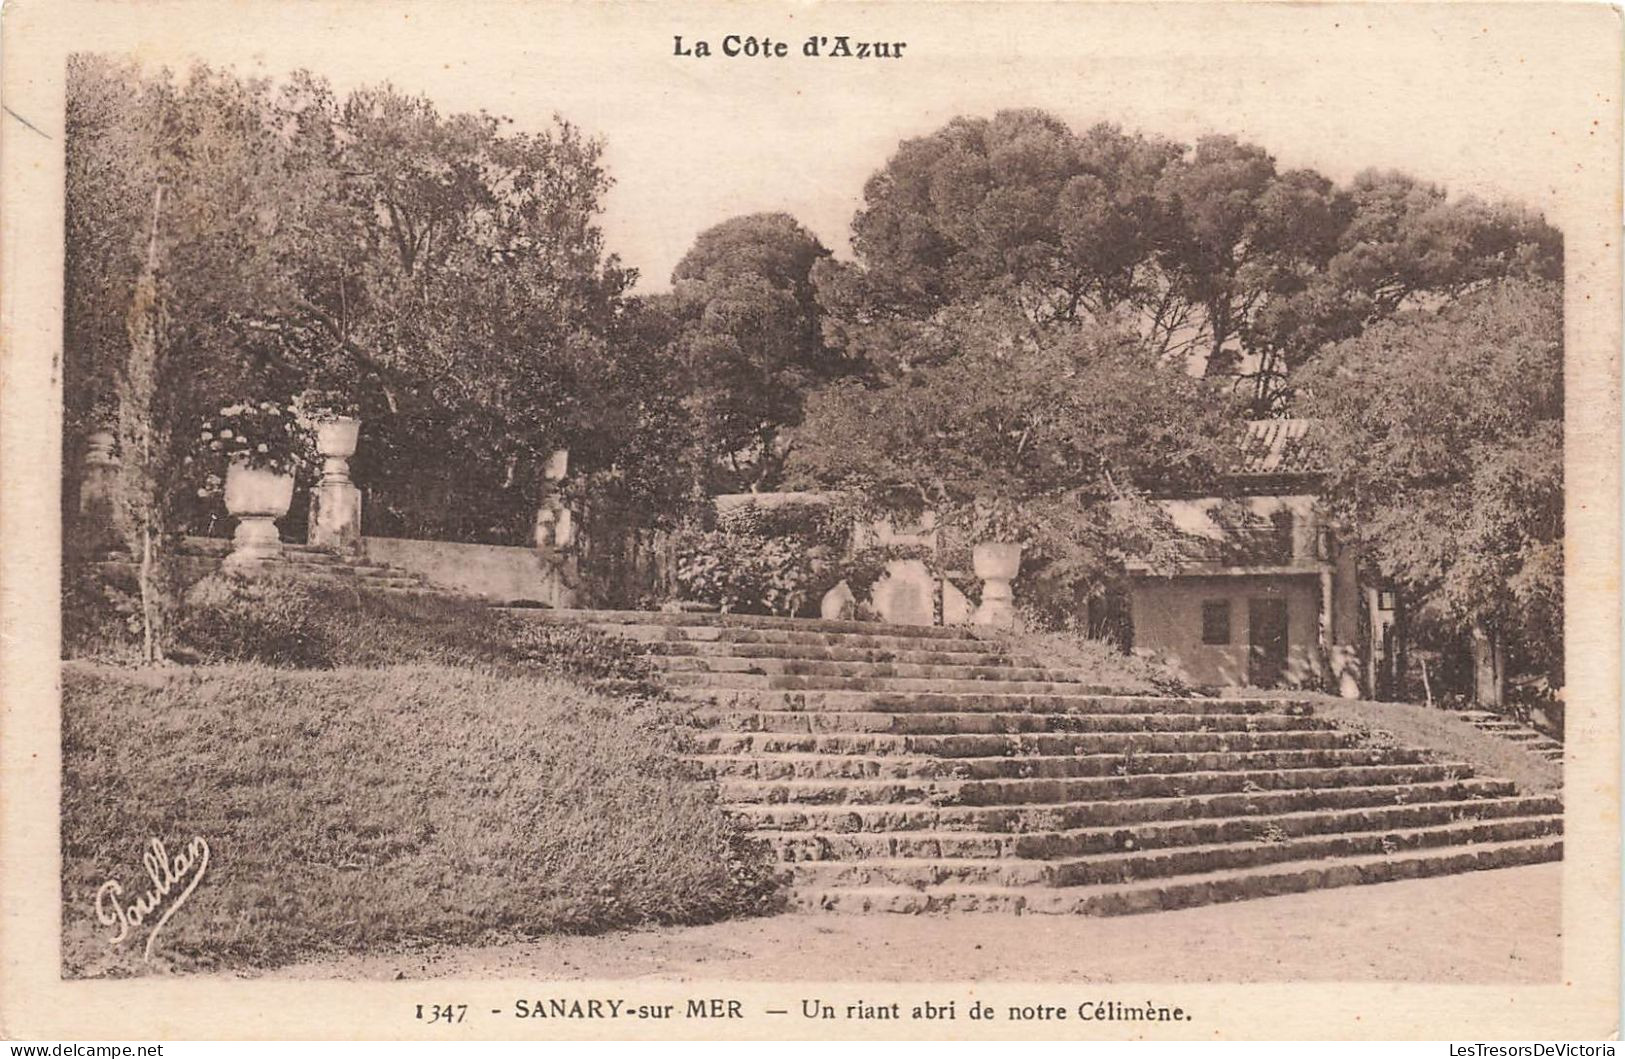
[[308, 416, 362, 555], [313, 416, 361, 463], [972, 541, 1022, 628], [224, 459, 295, 566]]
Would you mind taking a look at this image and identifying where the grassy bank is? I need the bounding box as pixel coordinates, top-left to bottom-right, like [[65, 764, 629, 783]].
[[977, 626, 1189, 694], [66, 567, 662, 696], [61, 661, 779, 976], [1313, 696, 1562, 795]]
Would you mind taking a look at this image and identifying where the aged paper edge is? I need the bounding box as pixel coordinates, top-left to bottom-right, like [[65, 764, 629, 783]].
[[0, 0, 1619, 1041]]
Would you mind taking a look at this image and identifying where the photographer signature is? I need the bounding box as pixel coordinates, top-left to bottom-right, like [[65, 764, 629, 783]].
[[95, 836, 210, 961]]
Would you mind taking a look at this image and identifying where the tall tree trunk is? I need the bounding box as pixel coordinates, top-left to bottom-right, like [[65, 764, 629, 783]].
[[119, 184, 168, 664]]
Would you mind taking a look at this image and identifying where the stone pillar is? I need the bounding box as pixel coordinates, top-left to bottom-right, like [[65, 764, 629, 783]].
[[534, 449, 580, 608], [972, 542, 1022, 629], [307, 417, 362, 556], [1329, 644, 1362, 699], [76, 429, 122, 556]]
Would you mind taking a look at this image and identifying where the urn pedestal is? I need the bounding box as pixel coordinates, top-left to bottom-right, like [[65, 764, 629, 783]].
[[224, 460, 295, 567], [821, 580, 857, 621], [972, 541, 1022, 628], [307, 417, 362, 556], [76, 429, 122, 556]]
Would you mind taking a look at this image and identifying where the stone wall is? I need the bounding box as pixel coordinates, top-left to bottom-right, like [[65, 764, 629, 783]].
[[361, 536, 573, 606]]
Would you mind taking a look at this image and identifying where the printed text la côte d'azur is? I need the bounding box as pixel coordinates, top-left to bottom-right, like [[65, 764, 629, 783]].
[[674, 35, 907, 60]]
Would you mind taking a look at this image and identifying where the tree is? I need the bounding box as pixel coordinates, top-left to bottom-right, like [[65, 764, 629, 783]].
[[826, 110, 1562, 414], [244, 78, 644, 541], [68, 57, 322, 658], [1296, 278, 1563, 704], [790, 303, 1240, 621], [667, 213, 842, 491], [67, 59, 689, 555], [829, 113, 1182, 360]]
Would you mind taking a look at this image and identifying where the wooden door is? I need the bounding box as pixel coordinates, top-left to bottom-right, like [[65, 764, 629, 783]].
[[1248, 598, 1289, 688]]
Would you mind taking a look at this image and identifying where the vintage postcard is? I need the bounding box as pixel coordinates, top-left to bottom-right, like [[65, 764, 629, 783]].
[[1, 0, 1619, 1043]]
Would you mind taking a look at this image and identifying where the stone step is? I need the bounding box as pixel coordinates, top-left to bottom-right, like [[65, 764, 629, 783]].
[[640, 640, 1022, 667], [170, 537, 432, 585], [784, 815, 1562, 889], [728, 778, 1519, 833], [650, 654, 1132, 685], [586, 622, 1003, 656], [669, 672, 1164, 695], [694, 710, 1330, 735], [280, 549, 351, 567], [695, 747, 1434, 781], [510, 610, 1561, 915], [692, 728, 1361, 757], [718, 762, 1475, 807], [295, 570, 427, 589], [1453, 715, 1565, 757], [755, 795, 1565, 861], [795, 836, 1564, 915], [695, 711, 1331, 737], [681, 689, 1303, 716], [519, 608, 986, 641]]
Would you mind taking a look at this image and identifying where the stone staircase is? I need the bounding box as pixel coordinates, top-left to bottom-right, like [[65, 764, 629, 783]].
[[523, 609, 1564, 916], [95, 537, 434, 592], [1450, 708, 1564, 762]]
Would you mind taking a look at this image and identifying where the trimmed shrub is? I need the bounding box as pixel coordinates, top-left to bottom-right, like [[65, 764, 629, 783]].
[[672, 498, 935, 617], [673, 527, 814, 616]]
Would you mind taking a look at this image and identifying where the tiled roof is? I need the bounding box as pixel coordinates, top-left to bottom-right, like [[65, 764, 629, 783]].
[[1237, 419, 1319, 477]]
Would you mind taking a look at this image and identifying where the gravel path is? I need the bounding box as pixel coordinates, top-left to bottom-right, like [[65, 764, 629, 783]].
[[252, 863, 1561, 984]]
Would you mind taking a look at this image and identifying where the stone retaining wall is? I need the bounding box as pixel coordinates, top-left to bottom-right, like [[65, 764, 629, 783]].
[[361, 536, 573, 606]]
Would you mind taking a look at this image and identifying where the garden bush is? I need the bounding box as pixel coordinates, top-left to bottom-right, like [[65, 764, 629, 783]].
[[61, 561, 144, 665], [673, 525, 814, 616], [671, 499, 939, 617], [176, 571, 335, 667]]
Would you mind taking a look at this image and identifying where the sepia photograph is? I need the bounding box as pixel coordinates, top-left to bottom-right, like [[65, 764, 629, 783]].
[[1, 0, 1619, 1042]]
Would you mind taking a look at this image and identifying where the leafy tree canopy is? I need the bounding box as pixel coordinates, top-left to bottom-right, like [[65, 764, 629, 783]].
[[790, 300, 1243, 617], [666, 212, 845, 492], [66, 56, 692, 544], [824, 109, 1561, 413], [1296, 278, 1563, 684]]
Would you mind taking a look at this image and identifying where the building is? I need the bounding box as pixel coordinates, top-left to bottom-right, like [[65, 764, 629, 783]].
[[1124, 419, 1378, 694]]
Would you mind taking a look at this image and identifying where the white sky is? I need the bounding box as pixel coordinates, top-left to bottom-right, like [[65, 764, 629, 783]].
[[70, 1, 1615, 292]]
